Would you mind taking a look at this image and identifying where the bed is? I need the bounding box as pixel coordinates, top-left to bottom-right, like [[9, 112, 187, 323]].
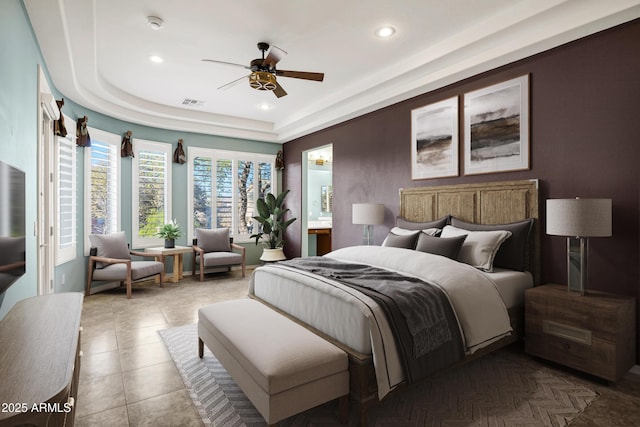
[[248, 179, 540, 419]]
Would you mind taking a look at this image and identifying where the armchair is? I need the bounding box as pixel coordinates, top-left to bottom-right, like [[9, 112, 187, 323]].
[[86, 231, 165, 299], [192, 228, 246, 281]]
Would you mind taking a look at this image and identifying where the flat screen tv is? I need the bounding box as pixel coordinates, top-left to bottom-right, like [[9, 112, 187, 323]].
[[0, 160, 26, 294]]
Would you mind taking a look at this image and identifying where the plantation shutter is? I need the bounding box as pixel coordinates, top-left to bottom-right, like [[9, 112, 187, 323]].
[[192, 156, 213, 231], [55, 131, 76, 264], [88, 140, 119, 235], [237, 160, 254, 235], [187, 146, 277, 244], [137, 149, 167, 236], [216, 159, 233, 230], [132, 139, 172, 248]]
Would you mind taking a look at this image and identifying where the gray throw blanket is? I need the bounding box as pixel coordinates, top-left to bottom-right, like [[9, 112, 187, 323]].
[[277, 257, 465, 383]]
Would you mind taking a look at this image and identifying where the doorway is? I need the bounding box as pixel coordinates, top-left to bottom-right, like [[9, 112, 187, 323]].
[[37, 66, 56, 295], [302, 145, 333, 257]]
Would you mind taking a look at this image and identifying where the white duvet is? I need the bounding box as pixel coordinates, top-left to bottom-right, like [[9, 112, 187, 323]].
[[249, 245, 512, 399]]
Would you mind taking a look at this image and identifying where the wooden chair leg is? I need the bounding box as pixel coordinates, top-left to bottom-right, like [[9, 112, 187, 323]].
[[199, 261, 204, 282], [241, 263, 246, 278], [192, 254, 196, 278], [126, 277, 132, 299], [86, 263, 94, 296], [126, 262, 133, 298]]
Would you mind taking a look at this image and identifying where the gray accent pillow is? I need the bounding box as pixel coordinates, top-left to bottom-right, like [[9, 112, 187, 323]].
[[450, 217, 534, 271], [381, 230, 420, 249], [396, 215, 450, 231], [89, 231, 130, 268], [196, 228, 231, 253], [415, 233, 467, 260]]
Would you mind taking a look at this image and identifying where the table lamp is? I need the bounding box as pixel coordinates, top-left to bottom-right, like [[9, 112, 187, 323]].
[[352, 203, 384, 245], [546, 198, 612, 295]]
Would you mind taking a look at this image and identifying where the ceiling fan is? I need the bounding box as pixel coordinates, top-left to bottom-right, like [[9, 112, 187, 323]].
[[202, 42, 324, 98]]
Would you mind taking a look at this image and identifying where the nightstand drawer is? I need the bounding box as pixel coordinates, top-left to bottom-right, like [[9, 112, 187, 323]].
[[525, 284, 636, 381], [526, 322, 616, 380]]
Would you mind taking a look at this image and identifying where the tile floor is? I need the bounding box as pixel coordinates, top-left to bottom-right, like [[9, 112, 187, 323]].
[[76, 270, 249, 426], [76, 271, 640, 426]]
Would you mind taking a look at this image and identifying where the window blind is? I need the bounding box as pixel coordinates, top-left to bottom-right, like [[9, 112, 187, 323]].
[[55, 132, 76, 264]]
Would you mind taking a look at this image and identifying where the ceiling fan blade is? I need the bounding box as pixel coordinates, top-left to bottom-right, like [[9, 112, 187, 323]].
[[263, 45, 287, 69], [217, 74, 249, 90], [276, 70, 324, 82], [202, 59, 250, 70], [273, 81, 287, 98]]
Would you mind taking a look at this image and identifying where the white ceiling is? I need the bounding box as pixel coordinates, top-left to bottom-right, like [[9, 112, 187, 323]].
[[24, 0, 640, 144]]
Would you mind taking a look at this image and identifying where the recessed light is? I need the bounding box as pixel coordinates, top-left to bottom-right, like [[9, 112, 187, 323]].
[[258, 102, 273, 111], [149, 55, 163, 63], [147, 16, 164, 31], [375, 26, 396, 38]]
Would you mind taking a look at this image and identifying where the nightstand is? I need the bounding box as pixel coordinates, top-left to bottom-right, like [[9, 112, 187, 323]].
[[525, 284, 636, 381]]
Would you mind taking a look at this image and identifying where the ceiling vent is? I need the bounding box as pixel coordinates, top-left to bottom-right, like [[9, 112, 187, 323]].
[[181, 98, 205, 107]]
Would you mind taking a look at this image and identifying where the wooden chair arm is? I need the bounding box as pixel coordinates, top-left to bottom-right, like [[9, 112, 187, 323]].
[[230, 243, 246, 255], [89, 255, 131, 266], [192, 245, 205, 256]]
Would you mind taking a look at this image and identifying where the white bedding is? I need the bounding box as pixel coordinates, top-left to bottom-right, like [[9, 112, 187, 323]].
[[484, 268, 533, 308], [249, 245, 515, 398]]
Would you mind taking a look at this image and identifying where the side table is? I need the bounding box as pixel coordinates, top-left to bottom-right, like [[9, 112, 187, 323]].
[[145, 245, 192, 283], [525, 284, 636, 381]]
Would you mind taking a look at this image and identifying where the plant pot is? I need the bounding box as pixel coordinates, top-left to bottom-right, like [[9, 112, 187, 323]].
[[164, 238, 175, 249], [260, 247, 286, 262]]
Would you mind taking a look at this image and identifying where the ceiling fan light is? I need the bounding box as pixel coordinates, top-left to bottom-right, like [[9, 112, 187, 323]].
[[249, 71, 277, 91]]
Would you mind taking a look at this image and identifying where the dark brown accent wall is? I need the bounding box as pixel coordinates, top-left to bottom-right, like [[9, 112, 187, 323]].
[[283, 19, 640, 362]]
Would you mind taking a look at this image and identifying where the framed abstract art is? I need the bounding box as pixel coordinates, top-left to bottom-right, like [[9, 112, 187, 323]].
[[463, 75, 529, 175], [411, 96, 459, 180]]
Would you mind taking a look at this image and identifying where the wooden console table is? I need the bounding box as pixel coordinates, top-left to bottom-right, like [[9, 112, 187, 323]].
[[0, 292, 83, 427], [145, 245, 192, 283]]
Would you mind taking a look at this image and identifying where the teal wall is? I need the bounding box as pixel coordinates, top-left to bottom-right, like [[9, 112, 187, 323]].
[[0, 0, 47, 316], [0, 0, 281, 317]]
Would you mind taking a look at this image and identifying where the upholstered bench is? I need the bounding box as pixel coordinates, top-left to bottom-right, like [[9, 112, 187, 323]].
[[198, 299, 349, 425]]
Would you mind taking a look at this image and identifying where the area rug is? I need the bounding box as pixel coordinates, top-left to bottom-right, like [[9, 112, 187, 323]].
[[159, 324, 599, 426]]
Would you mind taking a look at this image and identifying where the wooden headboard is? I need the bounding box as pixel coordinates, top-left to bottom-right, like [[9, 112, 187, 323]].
[[399, 179, 540, 283]]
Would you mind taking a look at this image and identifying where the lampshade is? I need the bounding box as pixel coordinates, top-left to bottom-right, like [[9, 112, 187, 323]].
[[546, 198, 612, 237], [352, 203, 384, 225]]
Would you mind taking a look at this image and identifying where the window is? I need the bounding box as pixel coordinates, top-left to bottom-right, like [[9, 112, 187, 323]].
[[188, 147, 276, 243], [55, 116, 76, 265], [84, 128, 121, 252], [132, 139, 172, 248]]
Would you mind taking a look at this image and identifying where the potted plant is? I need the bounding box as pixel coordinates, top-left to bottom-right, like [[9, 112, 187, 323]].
[[250, 190, 297, 261], [157, 220, 182, 248]]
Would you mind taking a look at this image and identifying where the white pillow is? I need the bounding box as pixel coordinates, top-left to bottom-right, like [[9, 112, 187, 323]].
[[440, 225, 511, 272], [389, 227, 440, 236]]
